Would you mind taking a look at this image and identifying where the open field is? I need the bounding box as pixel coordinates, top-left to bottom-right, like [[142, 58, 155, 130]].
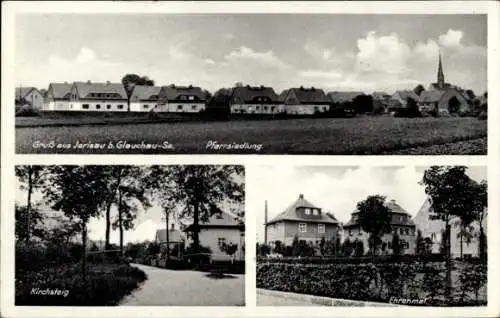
[[16, 116, 487, 154]]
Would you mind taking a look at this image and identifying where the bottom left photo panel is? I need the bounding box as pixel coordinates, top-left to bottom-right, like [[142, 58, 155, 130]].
[[14, 165, 245, 306]]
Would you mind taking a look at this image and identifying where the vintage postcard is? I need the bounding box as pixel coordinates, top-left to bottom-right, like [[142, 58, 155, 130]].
[[1, 1, 499, 318]]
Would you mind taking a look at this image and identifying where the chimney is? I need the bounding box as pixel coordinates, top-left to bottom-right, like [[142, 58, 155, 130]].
[[299, 194, 304, 199], [106, 80, 110, 85], [87, 80, 91, 84], [264, 200, 268, 245]]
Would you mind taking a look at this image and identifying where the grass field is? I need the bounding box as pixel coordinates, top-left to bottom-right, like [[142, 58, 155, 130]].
[[15, 116, 487, 155]]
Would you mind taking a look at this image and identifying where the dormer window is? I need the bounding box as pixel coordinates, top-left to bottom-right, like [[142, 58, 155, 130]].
[[304, 208, 311, 215], [188, 96, 194, 100], [313, 209, 319, 216]]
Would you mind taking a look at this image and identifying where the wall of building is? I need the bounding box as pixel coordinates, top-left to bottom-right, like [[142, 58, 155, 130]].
[[285, 104, 330, 115], [166, 102, 206, 113], [25, 90, 44, 109], [266, 222, 286, 245], [437, 90, 470, 114], [230, 104, 285, 114], [44, 100, 71, 111], [69, 100, 128, 111], [280, 221, 338, 245], [129, 102, 159, 112], [343, 226, 416, 255], [196, 227, 245, 261]]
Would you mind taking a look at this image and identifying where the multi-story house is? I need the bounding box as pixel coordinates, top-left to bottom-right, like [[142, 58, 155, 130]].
[[44, 82, 72, 111], [69, 81, 128, 111], [265, 194, 340, 247], [413, 198, 487, 258], [342, 199, 417, 255], [280, 87, 331, 115], [129, 85, 162, 112], [15, 87, 44, 109], [183, 211, 245, 261], [418, 88, 470, 115], [229, 85, 283, 114], [157, 84, 207, 113]]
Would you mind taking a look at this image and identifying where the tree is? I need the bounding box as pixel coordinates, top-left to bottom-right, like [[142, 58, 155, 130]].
[[353, 240, 364, 256], [474, 180, 488, 262], [319, 236, 327, 256], [44, 166, 110, 280], [144, 165, 244, 253], [352, 94, 373, 114], [416, 230, 425, 255], [15, 166, 47, 242], [234, 82, 243, 87], [406, 97, 421, 117], [220, 242, 238, 263], [15, 204, 46, 242], [392, 232, 401, 255], [356, 195, 392, 256], [341, 238, 353, 257], [121, 74, 155, 110], [413, 84, 425, 96], [101, 166, 125, 250], [420, 166, 487, 298]]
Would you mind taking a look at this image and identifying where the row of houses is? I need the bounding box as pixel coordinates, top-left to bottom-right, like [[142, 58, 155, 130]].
[[264, 194, 486, 258]]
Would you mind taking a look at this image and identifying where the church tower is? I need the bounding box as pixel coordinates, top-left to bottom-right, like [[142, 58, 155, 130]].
[[437, 53, 445, 89]]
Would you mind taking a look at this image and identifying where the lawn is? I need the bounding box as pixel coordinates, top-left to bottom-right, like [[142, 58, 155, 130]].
[[15, 116, 487, 154]]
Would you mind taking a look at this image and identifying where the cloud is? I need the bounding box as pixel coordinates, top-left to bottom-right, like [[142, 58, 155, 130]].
[[224, 46, 290, 70], [299, 69, 343, 80], [439, 29, 464, 48]]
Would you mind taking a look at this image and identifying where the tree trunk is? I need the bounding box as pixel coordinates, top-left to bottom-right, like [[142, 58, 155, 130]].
[[165, 210, 170, 262], [105, 201, 112, 250], [193, 201, 200, 251], [82, 221, 88, 282], [460, 226, 463, 259], [445, 220, 452, 300], [26, 168, 33, 242], [118, 191, 124, 259]]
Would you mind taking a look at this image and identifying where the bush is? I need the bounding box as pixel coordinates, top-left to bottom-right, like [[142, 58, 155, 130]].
[[477, 111, 487, 120], [16, 105, 40, 117], [256, 253, 447, 265]]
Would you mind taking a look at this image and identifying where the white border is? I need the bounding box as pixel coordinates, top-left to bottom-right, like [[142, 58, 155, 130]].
[[2, 1, 499, 317]]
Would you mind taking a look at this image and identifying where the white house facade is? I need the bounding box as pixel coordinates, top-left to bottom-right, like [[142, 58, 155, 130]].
[[129, 85, 162, 112], [229, 85, 282, 114], [158, 84, 207, 113], [15, 87, 44, 109], [282, 87, 331, 115], [68, 81, 128, 112], [43, 83, 72, 111]]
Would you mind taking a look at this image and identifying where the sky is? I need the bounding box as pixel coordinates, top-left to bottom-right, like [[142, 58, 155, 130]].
[[15, 14, 487, 94], [247, 166, 487, 242]]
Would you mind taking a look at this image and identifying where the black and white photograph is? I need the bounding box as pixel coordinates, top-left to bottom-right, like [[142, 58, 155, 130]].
[[14, 165, 245, 306], [14, 13, 487, 155], [251, 165, 487, 306]]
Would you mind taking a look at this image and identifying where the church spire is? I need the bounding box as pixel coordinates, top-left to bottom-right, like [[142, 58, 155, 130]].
[[437, 52, 445, 89]]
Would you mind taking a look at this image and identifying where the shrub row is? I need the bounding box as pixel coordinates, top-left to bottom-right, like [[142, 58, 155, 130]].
[[257, 254, 447, 264], [16, 263, 147, 306], [256, 261, 486, 306]]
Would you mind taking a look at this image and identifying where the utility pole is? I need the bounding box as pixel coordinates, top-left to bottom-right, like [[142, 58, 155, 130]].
[[264, 200, 268, 245]]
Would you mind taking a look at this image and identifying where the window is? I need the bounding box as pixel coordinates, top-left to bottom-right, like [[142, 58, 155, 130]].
[[405, 228, 409, 235], [188, 96, 194, 100], [400, 228, 404, 235], [299, 223, 307, 233], [82, 104, 89, 109], [304, 208, 311, 215], [192, 105, 197, 110], [177, 105, 183, 110], [271, 106, 276, 112], [318, 224, 325, 234], [143, 105, 149, 109], [431, 233, 436, 240], [117, 105, 124, 109], [96, 104, 101, 109], [264, 106, 268, 111], [217, 237, 226, 248], [107, 105, 111, 109], [313, 209, 319, 216]]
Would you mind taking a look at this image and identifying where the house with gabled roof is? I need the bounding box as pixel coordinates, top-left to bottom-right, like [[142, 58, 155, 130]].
[[155, 224, 186, 259], [389, 90, 420, 108], [158, 84, 208, 113], [328, 91, 364, 104], [15, 87, 44, 109], [229, 85, 282, 114], [412, 198, 487, 258], [44, 82, 72, 111], [265, 194, 340, 247], [418, 87, 470, 116], [183, 211, 245, 261], [343, 199, 417, 255], [69, 81, 128, 111], [281, 87, 331, 115], [129, 85, 162, 112]]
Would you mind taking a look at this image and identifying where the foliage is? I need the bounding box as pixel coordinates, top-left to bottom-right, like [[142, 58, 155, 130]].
[[220, 242, 238, 258], [256, 243, 271, 257], [356, 195, 392, 255], [341, 238, 354, 257], [352, 94, 373, 114], [121, 74, 154, 98], [353, 240, 365, 257], [16, 263, 147, 305], [457, 263, 487, 302], [392, 232, 401, 255], [291, 236, 315, 257], [15, 204, 46, 242], [421, 263, 446, 299]]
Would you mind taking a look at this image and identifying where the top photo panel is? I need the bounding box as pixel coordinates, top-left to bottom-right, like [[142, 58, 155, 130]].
[[14, 14, 487, 155]]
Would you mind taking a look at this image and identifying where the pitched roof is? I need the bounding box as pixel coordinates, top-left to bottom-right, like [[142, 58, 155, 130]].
[[130, 85, 161, 102], [343, 200, 415, 228], [372, 91, 390, 100], [158, 84, 207, 102], [183, 211, 243, 231], [393, 90, 419, 101], [266, 194, 339, 225], [48, 83, 72, 99], [15, 87, 37, 99], [419, 90, 445, 103], [286, 87, 331, 104], [155, 228, 184, 243], [74, 82, 127, 99], [328, 91, 364, 103], [231, 85, 280, 104]]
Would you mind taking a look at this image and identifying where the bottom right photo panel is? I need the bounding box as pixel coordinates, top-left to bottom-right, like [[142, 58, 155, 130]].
[[252, 165, 487, 307]]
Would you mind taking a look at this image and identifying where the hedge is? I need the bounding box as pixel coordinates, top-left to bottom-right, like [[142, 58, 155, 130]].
[[257, 254, 447, 264], [256, 261, 486, 306]]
